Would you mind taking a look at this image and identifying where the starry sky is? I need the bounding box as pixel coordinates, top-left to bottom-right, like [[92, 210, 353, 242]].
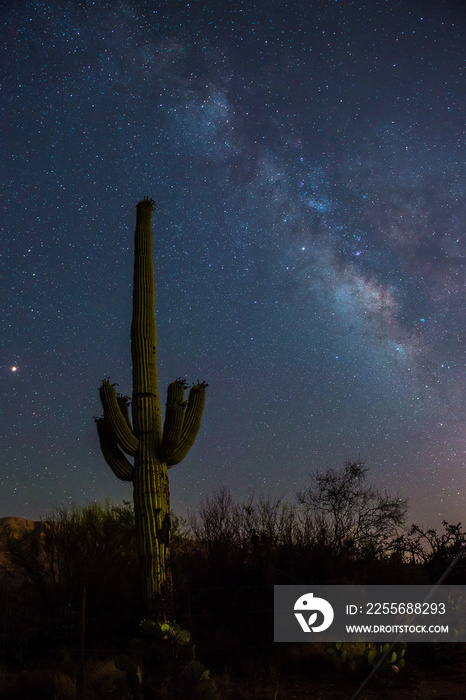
[[1, 0, 465, 529]]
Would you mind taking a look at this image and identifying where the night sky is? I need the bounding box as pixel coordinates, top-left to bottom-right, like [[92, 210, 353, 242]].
[[1, 0, 465, 529]]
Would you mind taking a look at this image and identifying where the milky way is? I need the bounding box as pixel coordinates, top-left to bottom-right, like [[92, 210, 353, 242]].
[[1, 0, 465, 527]]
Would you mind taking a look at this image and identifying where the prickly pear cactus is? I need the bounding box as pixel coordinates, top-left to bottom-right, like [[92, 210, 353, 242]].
[[367, 641, 406, 676], [115, 620, 221, 699], [327, 641, 407, 677]]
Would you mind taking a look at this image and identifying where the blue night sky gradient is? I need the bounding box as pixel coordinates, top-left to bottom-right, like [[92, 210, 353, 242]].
[[1, 0, 466, 528]]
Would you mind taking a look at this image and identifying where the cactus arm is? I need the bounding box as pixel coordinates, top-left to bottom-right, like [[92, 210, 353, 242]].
[[164, 382, 207, 466], [95, 416, 134, 481], [99, 380, 139, 456], [116, 394, 133, 432], [159, 378, 188, 464]]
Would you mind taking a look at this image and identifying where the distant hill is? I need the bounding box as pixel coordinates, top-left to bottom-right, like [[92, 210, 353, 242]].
[[0, 516, 44, 568], [0, 516, 40, 534]]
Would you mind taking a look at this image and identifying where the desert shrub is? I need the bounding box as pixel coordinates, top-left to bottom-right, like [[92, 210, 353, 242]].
[[0, 502, 140, 662], [175, 466, 414, 669], [398, 520, 466, 584], [297, 460, 408, 559]]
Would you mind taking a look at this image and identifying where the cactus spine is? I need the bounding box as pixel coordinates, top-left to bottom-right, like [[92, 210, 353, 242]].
[[96, 197, 206, 622]]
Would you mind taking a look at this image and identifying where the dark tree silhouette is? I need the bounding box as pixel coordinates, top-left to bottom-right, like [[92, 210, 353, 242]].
[[297, 460, 408, 557]]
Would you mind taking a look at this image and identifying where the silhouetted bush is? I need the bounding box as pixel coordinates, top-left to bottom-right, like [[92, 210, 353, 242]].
[[397, 520, 466, 584], [0, 502, 140, 663], [297, 460, 408, 558], [1, 463, 464, 680]]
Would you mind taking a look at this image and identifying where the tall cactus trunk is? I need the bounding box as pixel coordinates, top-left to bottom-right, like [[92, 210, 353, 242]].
[[131, 198, 171, 621], [133, 450, 172, 621], [96, 197, 206, 623]]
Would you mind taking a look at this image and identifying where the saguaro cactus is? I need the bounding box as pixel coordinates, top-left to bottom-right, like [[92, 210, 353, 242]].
[[96, 197, 206, 622]]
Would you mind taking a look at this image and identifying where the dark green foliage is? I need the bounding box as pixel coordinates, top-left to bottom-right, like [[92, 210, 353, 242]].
[[327, 641, 406, 678], [115, 619, 221, 699]]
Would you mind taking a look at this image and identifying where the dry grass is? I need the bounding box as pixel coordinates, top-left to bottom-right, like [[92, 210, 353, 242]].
[[0, 658, 129, 700], [80, 658, 129, 699], [52, 671, 77, 700]]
